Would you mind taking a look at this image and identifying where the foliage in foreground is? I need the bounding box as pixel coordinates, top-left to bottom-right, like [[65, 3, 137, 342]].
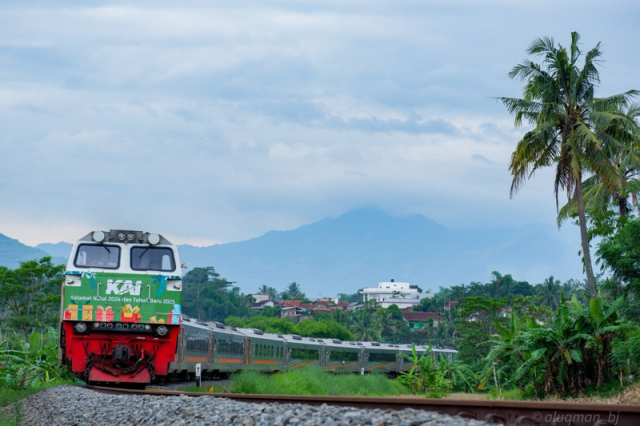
[[397, 345, 451, 397], [230, 368, 410, 397], [0, 327, 77, 389], [479, 294, 623, 398]]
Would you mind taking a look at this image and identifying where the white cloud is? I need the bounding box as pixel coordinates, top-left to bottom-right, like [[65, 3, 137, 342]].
[[0, 1, 638, 248]]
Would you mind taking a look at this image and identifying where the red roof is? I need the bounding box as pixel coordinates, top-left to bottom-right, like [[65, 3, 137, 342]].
[[281, 300, 303, 307], [337, 302, 349, 307], [402, 312, 444, 322]]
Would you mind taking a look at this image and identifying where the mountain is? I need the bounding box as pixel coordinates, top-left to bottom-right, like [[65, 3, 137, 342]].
[[1, 208, 586, 295], [0, 233, 62, 269], [178, 208, 585, 295]]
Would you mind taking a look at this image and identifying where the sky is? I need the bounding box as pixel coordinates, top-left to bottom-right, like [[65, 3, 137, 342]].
[[0, 1, 638, 247]]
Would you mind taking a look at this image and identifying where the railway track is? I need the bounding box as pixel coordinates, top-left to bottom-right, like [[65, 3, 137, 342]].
[[87, 385, 640, 425]]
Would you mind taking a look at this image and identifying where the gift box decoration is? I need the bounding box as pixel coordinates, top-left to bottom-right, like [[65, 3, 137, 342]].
[[64, 304, 79, 320], [81, 305, 94, 321], [120, 304, 141, 323], [149, 316, 165, 324], [96, 306, 114, 321]]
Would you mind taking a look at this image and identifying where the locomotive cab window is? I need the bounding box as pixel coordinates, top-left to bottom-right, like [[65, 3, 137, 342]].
[[74, 244, 120, 269], [131, 247, 176, 272]]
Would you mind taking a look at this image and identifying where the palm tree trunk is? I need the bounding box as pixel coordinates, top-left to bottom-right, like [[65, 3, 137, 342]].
[[575, 178, 597, 298]]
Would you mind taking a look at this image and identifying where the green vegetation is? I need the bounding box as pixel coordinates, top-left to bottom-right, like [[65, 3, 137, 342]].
[[182, 267, 255, 322], [397, 345, 451, 397], [0, 257, 64, 336], [225, 315, 354, 341], [500, 31, 640, 298], [0, 328, 76, 389], [228, 368, 410, 397], [0, 326, 79, 424]]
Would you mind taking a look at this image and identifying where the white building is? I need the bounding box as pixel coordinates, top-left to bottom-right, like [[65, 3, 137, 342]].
[[359, 280, 432, 309], [250, 293, 271, 303]]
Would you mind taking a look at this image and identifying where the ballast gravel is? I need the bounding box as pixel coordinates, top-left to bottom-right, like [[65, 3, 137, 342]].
[[8, 385, 490, 426]]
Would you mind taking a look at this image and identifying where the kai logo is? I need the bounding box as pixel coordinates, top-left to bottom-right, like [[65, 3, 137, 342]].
[[105, 279, 142, 296]]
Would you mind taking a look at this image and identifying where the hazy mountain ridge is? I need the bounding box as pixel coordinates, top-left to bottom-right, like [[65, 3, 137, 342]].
[[177, 208, 584, 294], [1, 208, 584, 294], [0, 234, 66, 269]]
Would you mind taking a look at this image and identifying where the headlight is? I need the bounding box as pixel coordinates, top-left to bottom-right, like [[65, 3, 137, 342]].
[[148, 233, 160, 245], [75, 322, 87, 333], [156, 325, 168, 336], [93, 231, 105, 243], [118, 233, 126, 242], [127, 233, 135, 242]]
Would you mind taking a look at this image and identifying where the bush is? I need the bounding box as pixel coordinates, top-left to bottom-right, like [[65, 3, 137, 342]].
[[230, 368, 410, 396]]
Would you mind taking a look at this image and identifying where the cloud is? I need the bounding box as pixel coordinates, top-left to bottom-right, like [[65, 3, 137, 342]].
[[0, 1, 638, 249]]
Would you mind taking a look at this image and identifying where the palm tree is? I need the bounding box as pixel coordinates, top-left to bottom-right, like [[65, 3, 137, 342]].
[[284, 282, 304, 300], [349, 310, 382, 342], [375, 309, 400, 342], [500, 32, 639, 298], [537, 276, 562, 311], [558, 104, 640, 223]]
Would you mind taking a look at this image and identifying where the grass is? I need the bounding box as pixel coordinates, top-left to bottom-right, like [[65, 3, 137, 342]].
[[214, 368, 412, 397]]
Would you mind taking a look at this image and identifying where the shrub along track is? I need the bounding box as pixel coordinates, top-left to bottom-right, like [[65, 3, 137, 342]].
[[87, 385, 640, 426]]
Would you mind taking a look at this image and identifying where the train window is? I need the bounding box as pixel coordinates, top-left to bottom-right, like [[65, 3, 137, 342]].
[[290, 348, 319, 360], [131, 247, 176, 272], [330, 351, 359, 362], [74, 244, 120, 269], [186, 337, 208, 352], [368, 352, 396, 363]]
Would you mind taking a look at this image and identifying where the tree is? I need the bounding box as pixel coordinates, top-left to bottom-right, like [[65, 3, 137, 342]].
[[349, 310, 382, 342], [257, 285, 280, 302], [597, 217, 640, 316], [280, 282, 306, 301], [558, 104, 640, 226], [536, 276, 562, 311], [182, 266, 251, 321], [0, 257, 64, 335], [375, 305, 410, 343], [455, 297, 509, 367], [501, 32, 639, 298]]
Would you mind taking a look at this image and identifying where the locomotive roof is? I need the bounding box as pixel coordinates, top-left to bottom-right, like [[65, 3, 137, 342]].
[[78, 230, 173, 245]]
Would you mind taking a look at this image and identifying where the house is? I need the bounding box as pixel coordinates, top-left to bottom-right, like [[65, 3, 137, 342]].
[[252, 300, 275, 310], [402, 311, 444, 331], [360, 280, 432, 309]]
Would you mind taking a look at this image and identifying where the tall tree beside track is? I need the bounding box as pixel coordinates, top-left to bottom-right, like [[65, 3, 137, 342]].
[[182, 266, 253, 322], [500, 32, 639, 298], [0, 257, 64, 336]]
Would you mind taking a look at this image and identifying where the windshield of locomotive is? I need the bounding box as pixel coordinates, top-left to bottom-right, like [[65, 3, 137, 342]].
[[131, 247, 176, 272], [74, 244, 121, 269]]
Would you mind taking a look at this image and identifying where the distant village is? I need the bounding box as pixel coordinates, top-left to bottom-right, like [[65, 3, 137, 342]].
[[250, 280, 454, 332]]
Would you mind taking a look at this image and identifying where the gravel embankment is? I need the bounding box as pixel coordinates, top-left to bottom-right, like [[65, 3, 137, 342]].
[[8, 385, 490, 425]]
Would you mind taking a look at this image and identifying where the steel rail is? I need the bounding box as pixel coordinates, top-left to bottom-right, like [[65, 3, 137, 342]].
[[87, 386, 640, 426]]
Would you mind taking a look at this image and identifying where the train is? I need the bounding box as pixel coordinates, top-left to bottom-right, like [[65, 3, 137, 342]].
[[59, 229, 456, 384]]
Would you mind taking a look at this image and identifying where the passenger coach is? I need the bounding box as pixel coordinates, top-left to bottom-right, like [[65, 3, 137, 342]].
[[60, 230, 457, 385]]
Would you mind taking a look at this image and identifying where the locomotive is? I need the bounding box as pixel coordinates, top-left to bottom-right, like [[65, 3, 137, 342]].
[[59, 230, 456, 385]]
